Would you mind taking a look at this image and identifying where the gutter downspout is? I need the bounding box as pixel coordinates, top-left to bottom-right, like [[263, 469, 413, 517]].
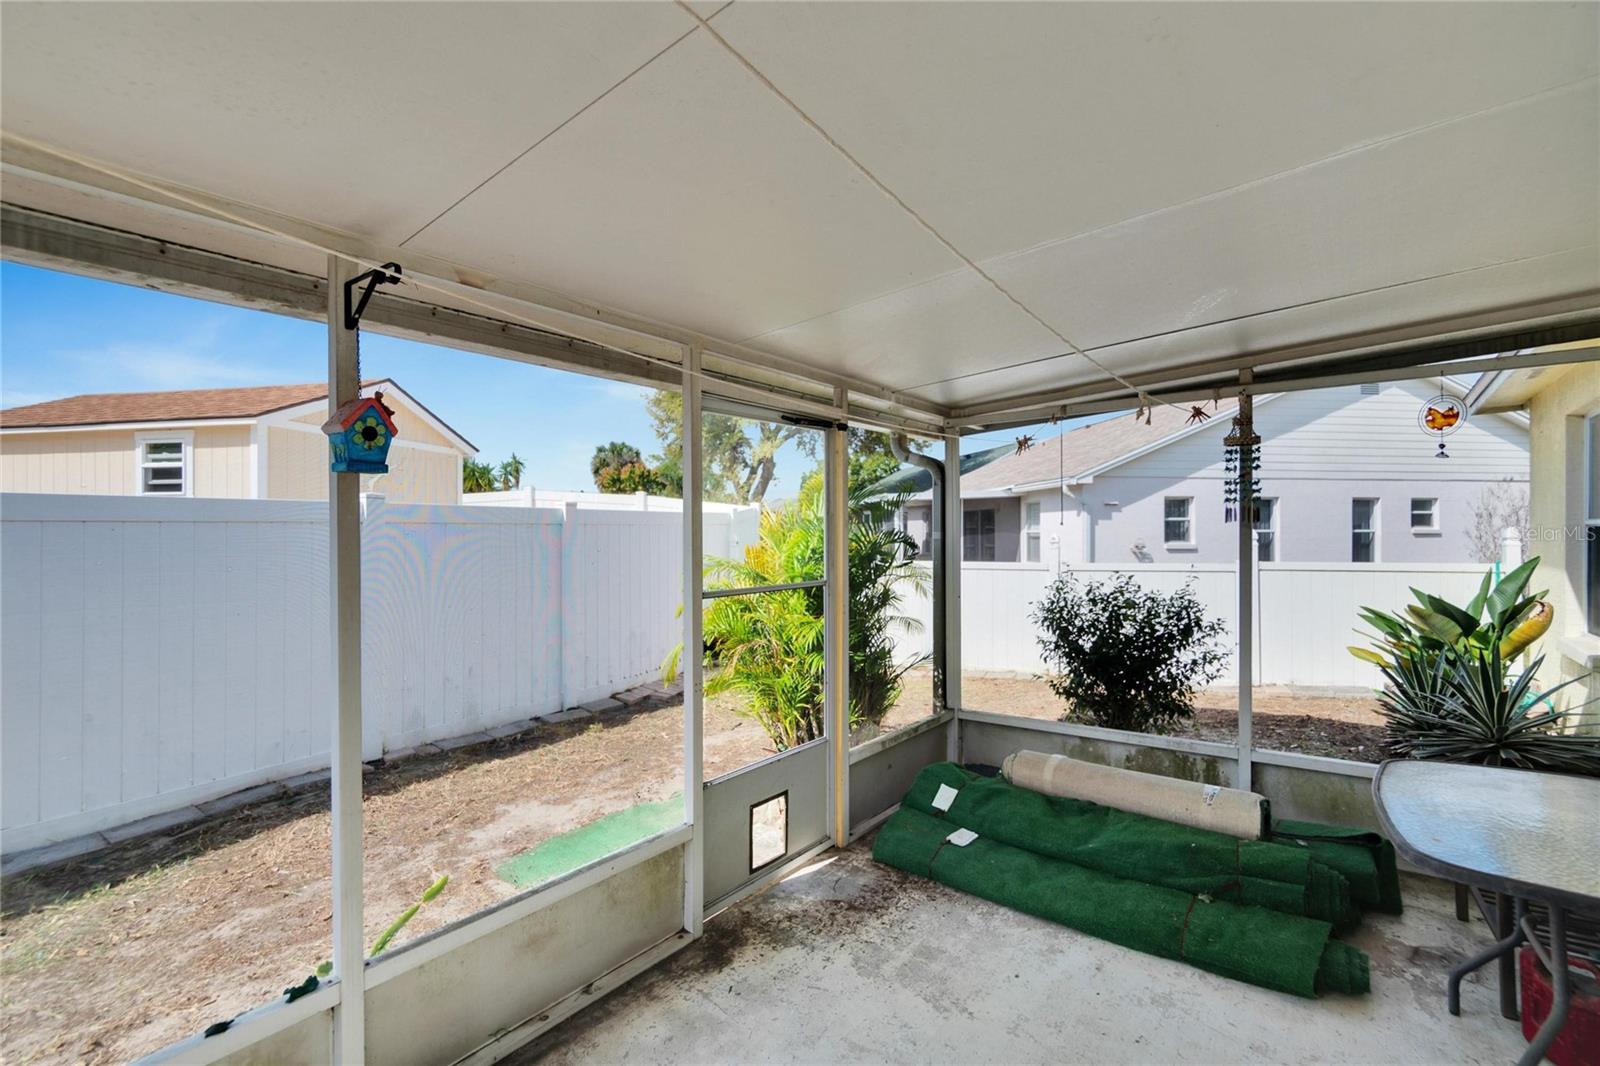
[[891, 434, 947, 712]]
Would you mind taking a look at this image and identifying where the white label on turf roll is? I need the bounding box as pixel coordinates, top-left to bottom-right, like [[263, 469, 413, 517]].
[[1203, 785, 1222, 806], [946, 828, 978, 847], [932, 784, 959, 812]]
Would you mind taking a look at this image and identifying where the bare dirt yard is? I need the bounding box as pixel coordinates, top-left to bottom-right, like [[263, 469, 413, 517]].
[[898, 670, 1389, 762], [0, 677, 1382, 1063]]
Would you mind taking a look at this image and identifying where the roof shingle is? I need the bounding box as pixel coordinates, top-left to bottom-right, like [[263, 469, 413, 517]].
[[960, 400, 1238, 491], [0, 380, 387, 429]]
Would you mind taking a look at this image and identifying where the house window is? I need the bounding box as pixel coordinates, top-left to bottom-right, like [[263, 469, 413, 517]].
[[963, 508, 996, 561], [1352, 498, 1378, 562], [1588, 415, 1599, 636], [1024, 501, 1041, 563], [1163, 497, 1193, 546], [136, 434, 190, 496], [1410, 497, 1439, 531], [1252, 497, 1277, 562]]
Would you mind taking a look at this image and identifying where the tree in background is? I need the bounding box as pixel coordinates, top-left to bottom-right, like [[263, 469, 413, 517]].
[[497, 452, 525, 490], [645, 392, 816, 504], [590, 441, 643, 485], [848, 427, 913, 494], [1467, 481, 1529, 563], [463, 458, 498, 494], [591, 440, 677, 495], [596, 461, 670, 495]]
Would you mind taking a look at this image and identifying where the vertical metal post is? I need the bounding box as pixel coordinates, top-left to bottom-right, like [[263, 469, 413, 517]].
[[327, 255, 365, 1064], [824, 387, 850, 846], [681, 346, 705, 934], [942, 435, 963, 761], [1236, 371, 1255, 791]]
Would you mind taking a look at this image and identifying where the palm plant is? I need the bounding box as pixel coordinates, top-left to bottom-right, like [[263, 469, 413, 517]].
[[664, 481, 929, 750], [1348, 557, 1552, 672], [497, 452, 525, 490], [1352, 557, 1598, 774], [463, 458, 498, 494]]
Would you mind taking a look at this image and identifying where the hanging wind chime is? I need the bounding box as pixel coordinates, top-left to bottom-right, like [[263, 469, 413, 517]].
[[1222, 393, 1261, 523], [1418, 388, 1465, 459]]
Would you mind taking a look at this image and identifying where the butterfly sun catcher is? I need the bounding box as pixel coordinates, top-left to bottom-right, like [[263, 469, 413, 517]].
[[1418, 395, 1465, 458]]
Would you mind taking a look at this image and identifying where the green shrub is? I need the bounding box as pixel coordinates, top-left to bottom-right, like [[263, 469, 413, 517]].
[[1032, 572, 1228, 734], [665, 482, 928, 750]]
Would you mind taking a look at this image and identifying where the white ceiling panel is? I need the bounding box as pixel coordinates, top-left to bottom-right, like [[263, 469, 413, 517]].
[[0, 2, 690, 244], [403, 29, 957, 343], [1, 2, 1595, 417], [753, 83, 1598, 405], [712, 1, 1599, 261], [746, 266, 1063, 391], [931, 247, 1600, 413]]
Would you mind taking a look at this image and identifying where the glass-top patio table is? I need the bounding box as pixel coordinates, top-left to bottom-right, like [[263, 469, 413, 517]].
[[1373, 760, 1600, 1066]]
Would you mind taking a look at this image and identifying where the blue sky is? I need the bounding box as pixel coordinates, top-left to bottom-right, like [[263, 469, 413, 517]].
[[1, 262, 1075, 496]]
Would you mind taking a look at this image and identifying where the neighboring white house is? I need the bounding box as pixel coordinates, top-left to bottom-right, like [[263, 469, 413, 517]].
[[898, 379, 1529, 565], [0, 378, 475, 505]]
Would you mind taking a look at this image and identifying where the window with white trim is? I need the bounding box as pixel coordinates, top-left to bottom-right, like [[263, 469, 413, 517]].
[[1352, 498, 1378, 562], [136, 435, 189, 496], [1024, 501, 1041, 563], [1252, 497, 1277, 562], [1163, 497, 1193, 546], [963, 507, 996, 561], [1410, 497, 1438, 531]]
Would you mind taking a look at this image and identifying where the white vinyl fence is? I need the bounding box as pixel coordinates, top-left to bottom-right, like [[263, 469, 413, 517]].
[[894, 560, 1491, 688], [1, 492, 756, 853]]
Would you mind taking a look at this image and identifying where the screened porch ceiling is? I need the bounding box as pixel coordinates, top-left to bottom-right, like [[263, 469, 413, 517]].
[[1, 1, 1596, 429]]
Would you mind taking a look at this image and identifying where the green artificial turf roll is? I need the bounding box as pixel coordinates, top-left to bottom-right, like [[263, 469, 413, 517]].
[[1272, 819, 1403, 915], [903, 763, 1359, 930], [873, 806, 1368, 998]]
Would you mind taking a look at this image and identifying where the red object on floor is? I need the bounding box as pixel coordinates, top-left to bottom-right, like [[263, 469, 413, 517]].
[[1520, 946, 1600, 1066]]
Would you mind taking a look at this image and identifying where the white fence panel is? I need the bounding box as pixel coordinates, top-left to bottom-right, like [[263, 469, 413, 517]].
[[894, 559, 1494, 690], [0, 492, 697, 854], [559, 505, 683, 706], [363, 500, 563, 752], [1256, 562, 1487, 688], [1, 494, 333, 852]]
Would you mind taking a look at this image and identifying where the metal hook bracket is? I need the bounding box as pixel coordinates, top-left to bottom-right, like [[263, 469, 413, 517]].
[[343, 262, 403, 330]]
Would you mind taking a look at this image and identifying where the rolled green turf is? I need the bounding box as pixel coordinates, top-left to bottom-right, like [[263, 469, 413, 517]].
[[874, 806, 1369, 998], [903, 763, 1359, 930], [1272, 819, 1403, 915]]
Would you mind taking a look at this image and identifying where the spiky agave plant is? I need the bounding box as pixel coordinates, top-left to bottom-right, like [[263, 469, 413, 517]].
[[1375, 648, 1600, 774]]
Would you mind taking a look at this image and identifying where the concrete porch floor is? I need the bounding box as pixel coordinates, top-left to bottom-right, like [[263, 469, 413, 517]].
[[514, 838, 1530, 1065]]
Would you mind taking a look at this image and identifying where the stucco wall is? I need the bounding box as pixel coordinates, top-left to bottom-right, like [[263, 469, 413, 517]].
[[1523, 361, 1600, 725], [0, 424, 251, 497]]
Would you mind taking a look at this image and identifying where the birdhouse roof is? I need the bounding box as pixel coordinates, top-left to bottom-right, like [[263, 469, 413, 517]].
[[322, 394, 397, 436]]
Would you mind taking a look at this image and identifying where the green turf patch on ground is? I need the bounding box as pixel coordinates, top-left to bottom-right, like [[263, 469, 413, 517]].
[[494, 796, 683, 889]]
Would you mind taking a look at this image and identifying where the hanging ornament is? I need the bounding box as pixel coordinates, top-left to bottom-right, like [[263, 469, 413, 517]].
[[1222, 394, 1261, 523], [1418, 393, 1465, 459], [1185, 404, 1212, 425], [1014, 434, 1036, 454]]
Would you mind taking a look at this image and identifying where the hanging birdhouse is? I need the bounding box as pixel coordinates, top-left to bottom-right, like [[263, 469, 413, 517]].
[[322, 392, 398, 474]]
